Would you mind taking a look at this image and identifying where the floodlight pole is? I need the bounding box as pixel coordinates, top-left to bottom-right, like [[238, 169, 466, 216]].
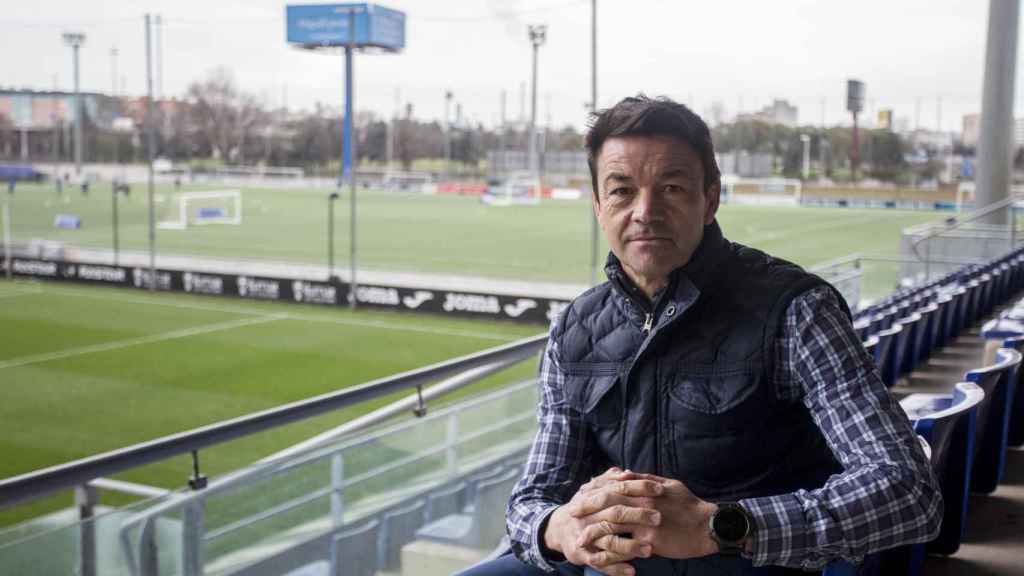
[[444, 91, 453, 180], [328, 192, 339, 280], [112, 184, 120, 266], [528, 25, 546, 199], [3, 187, 12, 281], [800, 134, 811, 181], [145, 15, 157, 291], [62, 32, 86, 176], [344, 9, 358, 310]]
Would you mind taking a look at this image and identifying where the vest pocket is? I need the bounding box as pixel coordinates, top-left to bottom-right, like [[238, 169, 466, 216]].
[[665, 365, 760, 417], [563, 362, 622, 428]]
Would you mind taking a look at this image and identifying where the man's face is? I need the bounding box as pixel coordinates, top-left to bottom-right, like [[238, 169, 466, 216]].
[[593, 135, 720, 294]]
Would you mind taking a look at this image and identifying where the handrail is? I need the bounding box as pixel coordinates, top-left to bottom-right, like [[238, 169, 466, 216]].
[[0, 332, 548, 510], [909, 193, 1024, 261]]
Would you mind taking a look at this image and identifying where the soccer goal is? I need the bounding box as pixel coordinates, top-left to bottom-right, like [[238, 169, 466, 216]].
[[722, 176, 802, 207], [158, 190, 243, 230], [481, 173, 542, 206]]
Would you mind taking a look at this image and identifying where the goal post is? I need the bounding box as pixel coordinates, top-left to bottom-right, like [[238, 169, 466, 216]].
[[722, 177, 802, 206], [158, 190, 243, 230]]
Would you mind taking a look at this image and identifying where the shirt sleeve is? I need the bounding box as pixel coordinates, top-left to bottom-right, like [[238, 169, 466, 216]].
[[739, 286, 943, 570], [506, 326, 597, 571]]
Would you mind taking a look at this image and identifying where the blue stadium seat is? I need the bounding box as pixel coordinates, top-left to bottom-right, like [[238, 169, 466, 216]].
[[874, 323, 904, 388], [825, 382, 985, 576], [416, 467, 520, 550], [965, 348, 1022, 494], [863, 335, 879, 359], [379, 498, 426, 571], [901, 382, 984, 559], [896, 312, 923, 377], [425, 480, 467, 521], [932, 293, 955, 350], [914, 302, 940, 364], [853, 317, 872, 341], [947, 286, 968, 342], [330, 519, 380, 576], [1002, 335, 1024, 446]]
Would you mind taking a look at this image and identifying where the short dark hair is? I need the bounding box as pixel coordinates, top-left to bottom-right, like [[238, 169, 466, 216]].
[[585, 95, 721, 197]]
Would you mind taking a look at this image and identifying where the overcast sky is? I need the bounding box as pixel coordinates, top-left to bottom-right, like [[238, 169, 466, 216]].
[[2, 0, 1019, 132]]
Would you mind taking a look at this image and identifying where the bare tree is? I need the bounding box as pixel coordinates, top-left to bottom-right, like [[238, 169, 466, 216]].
[[185, 68, 268, 163]]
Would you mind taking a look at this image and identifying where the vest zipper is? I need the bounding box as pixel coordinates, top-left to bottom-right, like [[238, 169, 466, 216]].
[[642, 312, 654, 333]]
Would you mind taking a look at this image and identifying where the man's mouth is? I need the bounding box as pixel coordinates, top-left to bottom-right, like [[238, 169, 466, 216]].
[[628, 236, 671, 243]]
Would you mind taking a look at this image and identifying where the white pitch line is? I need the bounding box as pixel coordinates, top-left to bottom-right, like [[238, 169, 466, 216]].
[[0, 288, 42, 301], [29, 285, 521, 342], [740, 213, 894, 245], [291, 314, 519, 342], [0, 315, 286, 371]]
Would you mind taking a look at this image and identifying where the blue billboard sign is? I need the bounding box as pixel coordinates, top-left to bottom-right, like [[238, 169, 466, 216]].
[[286, 3, 405, 50]]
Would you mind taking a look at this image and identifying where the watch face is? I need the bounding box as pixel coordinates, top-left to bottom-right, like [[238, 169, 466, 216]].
[[714, 506, 749, 543]]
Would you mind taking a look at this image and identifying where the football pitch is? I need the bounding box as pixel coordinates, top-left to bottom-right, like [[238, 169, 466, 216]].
[[6, 181, 939, 298], [0, 280, 539, 526]]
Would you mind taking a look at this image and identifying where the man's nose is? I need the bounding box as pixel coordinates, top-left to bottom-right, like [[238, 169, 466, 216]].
[[632, 188, 661, 223]]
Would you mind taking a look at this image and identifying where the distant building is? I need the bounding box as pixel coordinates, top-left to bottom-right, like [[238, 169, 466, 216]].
[[716, 151, 774, 178], [1016, 118, 1024, 148], [0, 89, 116, 130], [738, 99, 799, 127], [909, 129, 954, 151], [962, 114, 980, 148]]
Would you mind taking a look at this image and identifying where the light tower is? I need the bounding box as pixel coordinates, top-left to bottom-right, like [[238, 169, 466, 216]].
[[62, 32, 86, 175], [528, 25, 547, 194]]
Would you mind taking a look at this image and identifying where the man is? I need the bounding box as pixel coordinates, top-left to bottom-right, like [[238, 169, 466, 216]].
[[465, 96, 941, 576]]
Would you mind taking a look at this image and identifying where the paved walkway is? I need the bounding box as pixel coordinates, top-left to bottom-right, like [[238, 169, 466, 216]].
[[891, 314, 1024, 575]]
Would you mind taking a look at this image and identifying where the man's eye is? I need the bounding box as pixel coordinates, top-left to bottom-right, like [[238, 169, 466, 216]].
[[609, 187, 630, 196]]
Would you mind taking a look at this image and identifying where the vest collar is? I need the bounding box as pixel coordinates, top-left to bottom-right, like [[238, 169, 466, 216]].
[[604, 220, 729, 306]]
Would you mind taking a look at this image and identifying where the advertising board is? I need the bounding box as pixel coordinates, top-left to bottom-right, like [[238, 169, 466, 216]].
[[2, 256, 567, 325], [286, 3, 405, 50]]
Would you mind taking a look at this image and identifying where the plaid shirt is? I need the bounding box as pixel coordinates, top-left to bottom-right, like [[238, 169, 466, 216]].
[[506, 285, 942, 572]]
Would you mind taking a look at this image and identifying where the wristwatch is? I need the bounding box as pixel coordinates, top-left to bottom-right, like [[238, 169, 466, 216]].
[[709, 502, 754, 556]]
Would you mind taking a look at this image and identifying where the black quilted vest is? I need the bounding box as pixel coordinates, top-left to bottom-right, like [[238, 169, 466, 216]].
[[551, 221, 845, 504]]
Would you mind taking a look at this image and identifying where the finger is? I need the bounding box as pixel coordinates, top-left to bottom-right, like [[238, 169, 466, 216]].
[[611, 479, 665, 497], [582, 548, 633, 570], [654, 478, 693, 496], [581, 469, 641, 492], [593, 504, 661, 526], [593, 534, 653, 559], [570, 485, 662, 518], [576, 519, 630, 547], [597, 561, 636, 576]]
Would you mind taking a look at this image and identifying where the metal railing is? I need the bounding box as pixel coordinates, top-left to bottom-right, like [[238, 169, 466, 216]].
[[115, 379, 538, 576], [901, 195, 1024, 284], [0, 332, 546, 511]]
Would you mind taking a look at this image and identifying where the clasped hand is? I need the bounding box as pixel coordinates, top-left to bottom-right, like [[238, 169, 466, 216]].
[[543, 468, 718, 576]]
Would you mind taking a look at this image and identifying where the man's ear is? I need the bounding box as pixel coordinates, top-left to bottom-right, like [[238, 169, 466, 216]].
[[704, 182, 721, 225], [592, 188, 601, 219]]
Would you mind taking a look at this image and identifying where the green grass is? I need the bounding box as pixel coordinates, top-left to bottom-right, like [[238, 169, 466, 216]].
[[0, 280, 539, 526], [7, 182, 938, 297]]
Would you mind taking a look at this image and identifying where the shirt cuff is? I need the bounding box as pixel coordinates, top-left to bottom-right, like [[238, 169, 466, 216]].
[[527, 504, 564, 572], [740, 494, 816, 571]]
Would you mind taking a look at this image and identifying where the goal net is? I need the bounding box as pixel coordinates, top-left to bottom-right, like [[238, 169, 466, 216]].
[[482, 173, 542, 207], [721, 176, 802, 206], [158, 190, 243, 230]]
